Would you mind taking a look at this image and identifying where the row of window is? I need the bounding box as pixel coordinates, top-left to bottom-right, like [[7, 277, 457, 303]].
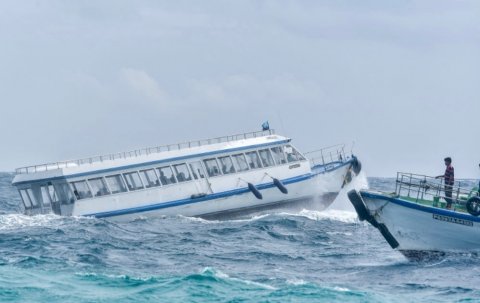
[[19, 182, 72, 209], [19, 145, 305, 207]]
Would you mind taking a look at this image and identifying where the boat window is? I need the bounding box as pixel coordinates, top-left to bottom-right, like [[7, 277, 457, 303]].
[[218, 156, 236, 174], [123, 172, 144, 191], [157, 166, 177, 185], [105, 175, 128, 194], [292, 146, 306, 161], [173, 164, 192, 182], [19, 189, 33, 208], [204, 159, 221, 177], [53, 183, 75, 205], [40, 185, 52, 206], [48, 184, 59, 203], [271, 146, 287, 165], [231, 154, 249, 172], [258, 149, 275, 167], [71, 181, 93, 200], [27, 188, 39, 207], [88, 177, 110, 197], [139, 169, 161, 188], [189, 162, 205, 179], [245, 151, 263, 169], [285, 145, 305, 162]]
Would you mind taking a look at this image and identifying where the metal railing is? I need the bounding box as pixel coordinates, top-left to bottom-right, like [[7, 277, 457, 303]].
[[304, 144, 347, 167], [395, 172, 478, 206], [15, 129, 276, 175]]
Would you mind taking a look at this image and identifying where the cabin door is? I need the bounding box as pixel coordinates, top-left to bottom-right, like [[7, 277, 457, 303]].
[[189, 161, 212, 195]]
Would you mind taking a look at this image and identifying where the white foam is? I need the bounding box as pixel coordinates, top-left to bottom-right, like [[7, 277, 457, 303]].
[[286, 278, 307, 285], [178, 214, 270, 224], [200, 267, 277, 290], [278, 209, 358, 223], [329, 171, 369, 211], [0, 214, 60, 231]]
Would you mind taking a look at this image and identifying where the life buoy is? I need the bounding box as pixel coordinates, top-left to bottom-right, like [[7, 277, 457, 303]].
[[248, 183, 263, 200], [273, 178, 288, 194], [466, 196, 480, 216]]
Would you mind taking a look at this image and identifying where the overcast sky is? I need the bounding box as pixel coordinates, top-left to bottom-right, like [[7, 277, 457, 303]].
[[0, 1, 479, 177]]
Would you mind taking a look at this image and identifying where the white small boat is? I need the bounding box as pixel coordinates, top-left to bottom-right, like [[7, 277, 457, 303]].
[[12, 129, 361, 220], [348, 172, 480, 258]]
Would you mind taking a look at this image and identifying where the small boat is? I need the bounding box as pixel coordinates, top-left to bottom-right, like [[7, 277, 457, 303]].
[[348, 172, 480, 259], [12, 129, 361, 220]]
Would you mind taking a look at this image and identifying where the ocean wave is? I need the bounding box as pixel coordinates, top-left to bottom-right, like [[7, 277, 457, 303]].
[[0, 213, 97, 231], [0, 214, 61, 231], [277, 209, 359, 223]]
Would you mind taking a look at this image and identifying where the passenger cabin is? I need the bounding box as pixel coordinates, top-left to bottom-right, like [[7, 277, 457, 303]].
[[12, 130, 309, 216]]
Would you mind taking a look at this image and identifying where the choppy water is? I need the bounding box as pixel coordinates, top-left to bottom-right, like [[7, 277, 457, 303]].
[[1, 172, 479, 302]]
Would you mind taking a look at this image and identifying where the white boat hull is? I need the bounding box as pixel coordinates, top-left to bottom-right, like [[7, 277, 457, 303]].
[[352, 190, 480, 255], [74, 162, 353, 220]]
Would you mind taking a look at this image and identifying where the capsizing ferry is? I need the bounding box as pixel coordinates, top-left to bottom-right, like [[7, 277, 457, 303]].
[[12, 129, 361, 220]]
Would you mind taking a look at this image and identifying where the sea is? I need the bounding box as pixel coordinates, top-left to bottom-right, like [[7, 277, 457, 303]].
[[1, 172, 479, 302]]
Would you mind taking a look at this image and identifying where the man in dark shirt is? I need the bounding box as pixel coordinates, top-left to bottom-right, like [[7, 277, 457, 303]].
[[436, 157, 454, 209]]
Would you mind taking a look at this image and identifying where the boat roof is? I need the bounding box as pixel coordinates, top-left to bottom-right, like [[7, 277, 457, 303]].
[[13, 129, 290, 184]]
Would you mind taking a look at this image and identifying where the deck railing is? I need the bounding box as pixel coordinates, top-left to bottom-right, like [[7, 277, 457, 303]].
[[395, 172, 478, 206], [304, 144, 347, 167], [15, 129, 276, 175]]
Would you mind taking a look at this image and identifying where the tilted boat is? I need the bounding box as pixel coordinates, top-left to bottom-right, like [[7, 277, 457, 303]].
[[348, 172, 480, 258], [12, 129, 361, 220]]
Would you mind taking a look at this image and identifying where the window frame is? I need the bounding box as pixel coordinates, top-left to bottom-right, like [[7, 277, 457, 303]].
[[19, 189, 33, 209], [173, 163, 192, 182], [203, 158, 222, 177], [123, 171, 145, 191], [70, 180, 93, 200], [40, 184, 52, 206], [157, 166, 178, 186], [218, 156, 236, 175], [105, 174, 128, 194], [189, 162, 206, 180], [271, 146, 287, 165], [139, 168, 161, 188], [258, 149, 275, 167], [88, 177, 111, 197], [231, 153, 250, 172], [245, 151, 263, 170]]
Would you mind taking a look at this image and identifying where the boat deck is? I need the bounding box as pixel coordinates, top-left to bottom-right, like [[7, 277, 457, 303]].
[[400, 196, 469, 214]]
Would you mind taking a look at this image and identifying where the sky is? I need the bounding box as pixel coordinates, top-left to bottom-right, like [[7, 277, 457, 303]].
[[0, 1, 479, 177]]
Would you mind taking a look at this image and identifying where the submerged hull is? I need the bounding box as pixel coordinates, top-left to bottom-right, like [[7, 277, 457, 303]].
[[349, 190, 480, 256]]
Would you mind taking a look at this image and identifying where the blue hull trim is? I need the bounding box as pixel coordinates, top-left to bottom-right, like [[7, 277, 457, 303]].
[[87, 159, 354, 218], [361, 191, 480, 223]]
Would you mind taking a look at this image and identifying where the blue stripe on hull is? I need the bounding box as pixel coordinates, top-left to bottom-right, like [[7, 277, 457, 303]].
[[87, 159, 354, 218], [361, 191, 480, 223]]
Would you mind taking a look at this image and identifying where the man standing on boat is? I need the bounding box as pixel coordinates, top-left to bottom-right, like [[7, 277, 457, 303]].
[[436, 157, 454, 209]]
